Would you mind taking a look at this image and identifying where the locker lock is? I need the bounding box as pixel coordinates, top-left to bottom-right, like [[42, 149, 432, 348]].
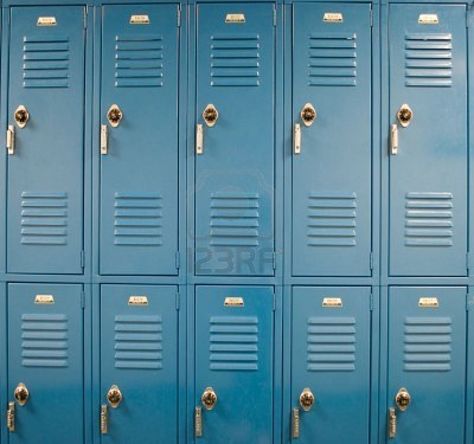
[[202, 104, 219, 127], [107, 385, 123, 409], [14, 105, 29, 129], [299, 388, 315, 412], [397, 104, 413, 128], [300, 103, 317, 127], [14, 383, 29, 406], [107, 104, 123, 128], [201, 387, 217, 411], [395, 387, 411, 412]]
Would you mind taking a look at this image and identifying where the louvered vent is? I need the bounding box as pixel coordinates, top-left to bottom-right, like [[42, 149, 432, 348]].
[[404, 317, 452, 372], [405, 192, 453, 247], [114, 193, 163, 247], [210, 192, 260, 247], [308, 32, 357, 87], [114, 35, 164, 88], [114, 315, 163, 370], [405, 33, 453, 87], [23, 37, 70, 88], [209, 316, 259, 371], [21, 192, 68, 246], [210, 33, 260, 87], [307, 192, 357, 247], [307, 316, 356, 371], [21, 314, 69, 367]]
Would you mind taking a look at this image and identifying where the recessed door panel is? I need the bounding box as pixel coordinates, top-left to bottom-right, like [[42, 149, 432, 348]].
[[292, 3, 372, 277], [195, 286, 274, 443], [194, 4, 275, 276], [100, 285, 178, 443], [100, 5, 179, 275], [387, 287, 466, 443], [6, 7, 85, 274], [7, 283, 84, 444], [389, 5, 467, 276], [291, 287, 371, 443]]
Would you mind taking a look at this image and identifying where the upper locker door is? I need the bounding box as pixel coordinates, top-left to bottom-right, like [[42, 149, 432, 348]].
[[389, 5, 467, 276], [194, 4, 275, 276], [7, 283, 84, 444], [6, 7, 85, 274], [292, 3, 372, 277], [100, 285, 178, 443], [100, 5, 179, 275], [194, 286, 274, 443], [387, 287, 466, 443]]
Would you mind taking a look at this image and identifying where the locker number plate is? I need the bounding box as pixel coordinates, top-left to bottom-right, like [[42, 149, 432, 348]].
[[37, 17, 57, 26], [323, 13, 343, 23], [34, 294, 55, 305], [418, 297, 439, 308], [322, 297, 343, 308], [128, 296, 149, 306], [224, 297, 244, 307]]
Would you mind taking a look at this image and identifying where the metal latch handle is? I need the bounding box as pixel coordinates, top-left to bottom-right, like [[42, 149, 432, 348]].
[[6, 125, 15, 155], [195, 406, 203, 437], [7, 401, 15, 432], [100, 124, 108, 155], [294, 123, 301, 155], [390, 124, 399, 156], [388, 407, 396, 439], [100, 404, 108, 434], [292, 408, 300, 439], [196, 124, 204, 155]]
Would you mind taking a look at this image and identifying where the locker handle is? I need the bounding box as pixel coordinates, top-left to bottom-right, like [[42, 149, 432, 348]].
[[388, 407, 396, 439], [294, 123, 301, 155], [390, 124, 398, 156], [194, 406, 203, 437], [6, 125, 15, 155], [100, 124, 108, 155], [291, 408, 300, 439], [196, 124, 204, 155], [100, 404, 108, 434], [7, 401, 15, 432]]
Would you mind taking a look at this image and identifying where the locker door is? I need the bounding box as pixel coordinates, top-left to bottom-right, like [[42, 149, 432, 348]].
[[100, 5, 179, 276], [194, 4, 275, 276], [291, 287, 371, 443], [389, 5, 467, 276], [387, 287, 466, 443], [100, 285, 178, 443], [6, 7, 85, 274], [7, 283, 83, 444], [292, 3, 372, 277], [195, 286, 274, 443]]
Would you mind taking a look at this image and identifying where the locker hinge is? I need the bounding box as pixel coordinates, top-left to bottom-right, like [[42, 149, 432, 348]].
[[175, 251, 181, 270], [272, 252, 277, 270], [466, 252, 471, 273], [177, 6, 181, 27], [81, 291, 85, 309], [273, 5, 277, 26], [370, 252, 374, 271], [370, 291, 374, 311], [84, 8, 88, 29], [370, 7, 373, 27], [176, 292, 180, 310], [80, 251, 85, 269], [273, 293, 276, 311]]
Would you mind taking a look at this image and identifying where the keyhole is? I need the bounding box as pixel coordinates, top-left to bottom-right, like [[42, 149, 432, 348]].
[[300, 103, 317, 127], [14, 106, 29, 128], [107, 105, 123, 128], [203, 104, 219, 127], [397, 104, 413, 128]]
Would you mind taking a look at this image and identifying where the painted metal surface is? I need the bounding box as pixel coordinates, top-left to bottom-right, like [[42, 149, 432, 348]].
[[194, 286, 274, 443], [6, 6, 85, 274], [194, 3, 275, 277], [292, 3, 372, 277], [7, 283, 84, 444], [100, 285, 178, 443], [99, 4, 180, 276]]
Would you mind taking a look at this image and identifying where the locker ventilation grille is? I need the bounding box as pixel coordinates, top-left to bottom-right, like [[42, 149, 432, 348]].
[[114, 315, 163, 370], [22, 37, 70, 89], [20, 192, 68, 246], [21, 314, 69, 367], [404, 317, 452, 372], [307, 192, 357, 247], [307, 32, 357, 87], [209, 316, 259, 371], [209, 193, 260, 247], [210, 33, 260, 87], [114, 35, 164, 88], [405, 192, 453, 247], [307, 317, 356, 371], [404, 33, 453, 87], [114, 193, 163, 247]]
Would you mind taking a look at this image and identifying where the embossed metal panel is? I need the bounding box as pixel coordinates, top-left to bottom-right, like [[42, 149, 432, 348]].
[[292, 3, 372, 277], [194, 4, 275, 276], [389, 5, 467, 276], [291, 287, 371, 443], [195, 286, 273, 443], [100, 4, 179, 275], [8, 283, 83, 444], [100, 285, 178, 443], [7, 7, 85, 274], [388, 287, 466, 443]]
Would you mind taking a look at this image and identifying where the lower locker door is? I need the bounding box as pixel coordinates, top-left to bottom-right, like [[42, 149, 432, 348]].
[[195, 286, 274, 443], [100, 285, 178, 443], [291, 287, 371, 443], [7, 283, 84, 444], [387, 287, 466, 443]]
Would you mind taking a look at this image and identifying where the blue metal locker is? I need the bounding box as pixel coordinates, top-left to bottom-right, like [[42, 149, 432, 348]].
[[100, 285, 178, 442], [194, 3, 275, 277], [387, 287, 466, 443], [292, 3, 372, 277], [388, 4, 468, 276], [291, 287, 371, 442], [99, 4, 180, 276], [7, 283, 84, 443], [194, 286, 274, 443], [6, 6, 86, 274]]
